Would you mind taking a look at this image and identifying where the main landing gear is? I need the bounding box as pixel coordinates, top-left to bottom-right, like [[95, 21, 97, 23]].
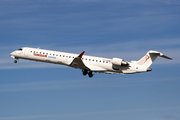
[[82, 70, 94, 78]]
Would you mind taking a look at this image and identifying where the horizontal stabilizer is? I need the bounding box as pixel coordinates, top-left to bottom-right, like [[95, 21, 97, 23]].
[[149, 51, 172, 60]]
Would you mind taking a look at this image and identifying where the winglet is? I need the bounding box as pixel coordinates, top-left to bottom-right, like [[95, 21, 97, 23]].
[[78, 51, 85, 58]]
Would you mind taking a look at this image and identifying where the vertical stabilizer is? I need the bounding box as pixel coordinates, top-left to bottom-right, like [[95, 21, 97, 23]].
[[136, 50, 172, 67]]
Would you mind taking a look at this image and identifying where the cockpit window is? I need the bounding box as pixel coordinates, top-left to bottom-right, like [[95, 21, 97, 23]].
[[18, 48, 23, 51]]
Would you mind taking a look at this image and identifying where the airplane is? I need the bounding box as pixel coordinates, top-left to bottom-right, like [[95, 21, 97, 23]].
[[10, 47, 172, 77]]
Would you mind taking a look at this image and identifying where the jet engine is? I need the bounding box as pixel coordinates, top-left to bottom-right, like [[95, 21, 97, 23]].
[[111, 58, 128, 66]]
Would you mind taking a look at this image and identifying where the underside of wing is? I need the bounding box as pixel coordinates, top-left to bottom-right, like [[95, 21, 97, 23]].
[[69, 51, 87, 69], [70, 57, 87, 69], [85, 64, 107, 72]]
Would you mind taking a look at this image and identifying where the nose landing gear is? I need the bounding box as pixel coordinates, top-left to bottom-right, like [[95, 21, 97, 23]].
[[14, 58, 19, 63]]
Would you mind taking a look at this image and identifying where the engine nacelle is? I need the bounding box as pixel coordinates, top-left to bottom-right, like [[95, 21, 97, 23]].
[[111, 58, 128, 66]]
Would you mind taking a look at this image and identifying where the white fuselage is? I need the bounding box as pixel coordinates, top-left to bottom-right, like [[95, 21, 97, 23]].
[[10, 47, 149, 75]]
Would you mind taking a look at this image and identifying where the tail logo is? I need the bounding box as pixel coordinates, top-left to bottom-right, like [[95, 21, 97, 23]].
[[144, 55, 150, 63]]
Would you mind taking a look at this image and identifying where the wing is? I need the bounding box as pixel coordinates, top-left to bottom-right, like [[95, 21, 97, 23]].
[[69, 51, 107, 72], [69, 51, 88, 69]]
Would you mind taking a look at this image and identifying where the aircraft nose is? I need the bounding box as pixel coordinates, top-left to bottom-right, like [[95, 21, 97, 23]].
[[10, 51, 16, 56]]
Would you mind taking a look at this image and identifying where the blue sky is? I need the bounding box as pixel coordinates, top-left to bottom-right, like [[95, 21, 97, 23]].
[[0, 0, 180, 120]]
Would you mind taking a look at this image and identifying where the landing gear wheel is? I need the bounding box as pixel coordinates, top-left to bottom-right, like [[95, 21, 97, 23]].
[[88, 71, 93, 78], [14, 60, 17, 63], [82, 70, 88, 76], [83, 71, 88, 76]]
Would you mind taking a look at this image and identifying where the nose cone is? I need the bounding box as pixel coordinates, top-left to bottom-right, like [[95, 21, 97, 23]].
[[10, 51, 16, 57], [147, 67, 152, 72]]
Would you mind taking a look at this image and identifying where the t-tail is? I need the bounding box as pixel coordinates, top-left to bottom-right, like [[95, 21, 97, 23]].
[[136, 50, 172, 67]]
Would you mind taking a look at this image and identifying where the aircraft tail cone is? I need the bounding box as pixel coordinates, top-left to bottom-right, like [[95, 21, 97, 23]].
[[147, 67, 152, 72]]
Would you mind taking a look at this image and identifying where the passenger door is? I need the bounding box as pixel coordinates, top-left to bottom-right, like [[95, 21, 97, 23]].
[[24, 48, 30, 57]]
